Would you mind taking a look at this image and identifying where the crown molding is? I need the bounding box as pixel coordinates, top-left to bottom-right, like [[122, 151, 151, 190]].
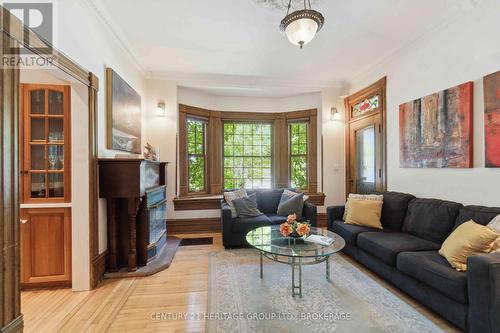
[[84, 0, 145, 75], [148, 71, 347, 92]]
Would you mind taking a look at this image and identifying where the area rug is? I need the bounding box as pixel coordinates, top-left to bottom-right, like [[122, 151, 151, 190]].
[[207, 249, 444, 333]]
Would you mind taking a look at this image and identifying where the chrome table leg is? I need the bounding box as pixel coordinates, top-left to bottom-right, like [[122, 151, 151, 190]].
[[260, 251, 263, 279]]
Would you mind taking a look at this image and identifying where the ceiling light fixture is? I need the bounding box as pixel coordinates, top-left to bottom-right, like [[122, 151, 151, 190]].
[[280, 0, 324, 48]]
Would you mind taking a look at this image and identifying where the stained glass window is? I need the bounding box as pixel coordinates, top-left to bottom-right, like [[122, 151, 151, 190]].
[[223, 122, 272, 189], [187, 118, 206, 192], [289, 122, 308, 189], [352, 95, 379, 118]]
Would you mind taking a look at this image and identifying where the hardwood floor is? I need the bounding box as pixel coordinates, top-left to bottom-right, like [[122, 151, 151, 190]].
[[21, 232, 460, 332]]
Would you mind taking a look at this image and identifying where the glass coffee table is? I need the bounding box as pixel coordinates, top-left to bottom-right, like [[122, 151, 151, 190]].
[[246, 225, 346, 297]]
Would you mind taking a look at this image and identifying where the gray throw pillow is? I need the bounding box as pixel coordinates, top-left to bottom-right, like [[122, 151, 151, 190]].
[[233, 193, 263, 218], [277, 191, 304, 218]]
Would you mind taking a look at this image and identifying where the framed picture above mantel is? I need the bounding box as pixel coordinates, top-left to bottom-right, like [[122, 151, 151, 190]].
[[106, 68, 142, 154]]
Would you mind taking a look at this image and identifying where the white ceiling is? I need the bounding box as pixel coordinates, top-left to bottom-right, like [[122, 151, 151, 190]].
[[92, 0, 477, 97]]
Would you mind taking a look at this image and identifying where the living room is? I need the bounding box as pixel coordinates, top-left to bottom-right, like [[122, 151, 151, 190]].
[[0, 0, 499, 332]]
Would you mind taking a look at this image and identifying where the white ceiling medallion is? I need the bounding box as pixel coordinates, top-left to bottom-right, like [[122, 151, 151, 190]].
[[279, 0, 324, 48], [253, 0, 320, 11]]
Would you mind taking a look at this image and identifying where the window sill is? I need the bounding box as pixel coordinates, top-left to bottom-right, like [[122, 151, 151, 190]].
[[173, 195, 223, 211], [173, 192, 326, 211]]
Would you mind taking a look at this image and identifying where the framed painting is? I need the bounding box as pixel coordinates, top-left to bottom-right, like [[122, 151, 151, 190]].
[[399, 82, 473, 168], [106, 68, 142, 154], [484, 71, 500, 168]]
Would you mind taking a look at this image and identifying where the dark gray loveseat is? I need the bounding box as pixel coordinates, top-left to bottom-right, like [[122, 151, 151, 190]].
[[327, 192, 500, 333], [222, 189, 317, 248]]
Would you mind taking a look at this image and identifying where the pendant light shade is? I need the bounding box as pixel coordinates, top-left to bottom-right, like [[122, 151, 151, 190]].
[[280, 1, 324, 48]]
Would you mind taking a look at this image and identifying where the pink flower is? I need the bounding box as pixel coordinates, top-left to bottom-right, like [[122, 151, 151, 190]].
[[286, 214, 297, 224], [280, 223, 293, 237], [296, 223, 310, 236]]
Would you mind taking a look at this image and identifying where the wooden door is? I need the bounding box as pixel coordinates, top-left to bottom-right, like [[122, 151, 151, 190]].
[[345, 77, 387, 195], [20, 208, 72, 288], [348, 114, 383, 194]]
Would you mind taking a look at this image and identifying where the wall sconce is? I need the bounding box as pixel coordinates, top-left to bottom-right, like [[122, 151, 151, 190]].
[[155, 102, 166, 117], [330, 107, 341, 121]]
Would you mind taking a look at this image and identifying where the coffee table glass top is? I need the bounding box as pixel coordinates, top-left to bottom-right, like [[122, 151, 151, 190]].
[[246, 225, 346, 258]]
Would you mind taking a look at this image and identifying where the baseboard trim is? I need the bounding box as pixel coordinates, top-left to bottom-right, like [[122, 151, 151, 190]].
[[0, 315, 23, 333], [168, 213, 327, 234], [91, 250, 108, 288], [168, 217, 221, 234]]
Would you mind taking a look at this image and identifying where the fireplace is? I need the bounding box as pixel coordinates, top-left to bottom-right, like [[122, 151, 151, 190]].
[[142, 185, 167, 261]]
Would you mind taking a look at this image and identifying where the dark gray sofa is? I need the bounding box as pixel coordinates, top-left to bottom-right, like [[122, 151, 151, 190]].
[[222, 189, 317, 248], [327, 192, 500, 333]]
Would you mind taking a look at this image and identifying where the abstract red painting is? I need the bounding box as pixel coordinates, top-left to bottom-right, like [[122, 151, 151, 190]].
[[484, 71, 500, 168], [399, 82, 473, 168]]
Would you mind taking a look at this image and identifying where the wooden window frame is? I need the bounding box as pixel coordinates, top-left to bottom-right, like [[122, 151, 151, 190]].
[[222, 121, 274, 190], [186, 116, 208, 194], [178, 105, 318, 199], [288, 120, 309, 191]]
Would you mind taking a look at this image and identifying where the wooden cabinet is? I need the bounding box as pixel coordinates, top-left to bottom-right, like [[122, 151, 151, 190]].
[[19, 84, 72, 289], [20, 84, 71, 203], [20, 208, 72, 288]]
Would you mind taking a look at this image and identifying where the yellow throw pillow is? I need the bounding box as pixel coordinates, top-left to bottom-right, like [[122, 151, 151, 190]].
[[439, 220, 500, 271], [344, 198, 383, 229]]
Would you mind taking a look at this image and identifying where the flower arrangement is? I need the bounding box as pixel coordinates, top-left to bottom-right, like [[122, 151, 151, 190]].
[[279, 214, 311, 238]]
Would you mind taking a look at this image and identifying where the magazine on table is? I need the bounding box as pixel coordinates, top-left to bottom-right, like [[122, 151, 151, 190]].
[[304, 234, 335, 246]]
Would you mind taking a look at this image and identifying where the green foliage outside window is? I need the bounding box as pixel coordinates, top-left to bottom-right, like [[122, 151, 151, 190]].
[[290, 122, 308, 189], [223, 122, 272, 189], [187, 119, 205, 192]]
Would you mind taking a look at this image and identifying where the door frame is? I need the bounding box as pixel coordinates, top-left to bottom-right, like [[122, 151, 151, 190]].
[[344, 77, 387, 196], [1, 5, 100, 332]]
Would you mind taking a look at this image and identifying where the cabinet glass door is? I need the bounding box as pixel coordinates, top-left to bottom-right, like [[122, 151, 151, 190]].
[[22, 85, 70, 203]]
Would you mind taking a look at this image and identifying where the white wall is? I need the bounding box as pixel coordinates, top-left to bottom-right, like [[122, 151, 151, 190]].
[[52, 1, 148, 266], [348, 2, 500, 206]]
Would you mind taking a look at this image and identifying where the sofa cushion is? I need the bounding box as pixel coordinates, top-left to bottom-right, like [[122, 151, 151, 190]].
[[249, 189, 284, 214], [402, 198, 463, 244], [380, 192, 416, 231], [277, 191, 304, 217], [455, 205, 500, 228], [231, 215, 272, 233], [397, 251, 468, 304], [330, 220, 385, 246], [358, 232, 441, 267], [232, 193, 263, 218], [267, 214, 288, 224]]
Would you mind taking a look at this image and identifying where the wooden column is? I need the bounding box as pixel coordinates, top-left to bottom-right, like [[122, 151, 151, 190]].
[[274, 113, 288, 188], [308, 110, 318, 194], [0, 29, 23, 332], [106, 199, 118, 272], [127, 198, 141, 272], [88, 73, 102, 288], [208, 111, 222, 194]]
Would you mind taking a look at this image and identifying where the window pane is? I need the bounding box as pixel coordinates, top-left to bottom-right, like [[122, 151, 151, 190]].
[[289, 122, 308, 190], [48, 90, 63, 115], [291, 156, 308, 189], [188, 156, 205, 192], [30, 90, 45, 114], [187, 118, 206, 192], [48, 173, 64, 198], [352, 95, 379, 118], [223, 122, 272, 189]]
